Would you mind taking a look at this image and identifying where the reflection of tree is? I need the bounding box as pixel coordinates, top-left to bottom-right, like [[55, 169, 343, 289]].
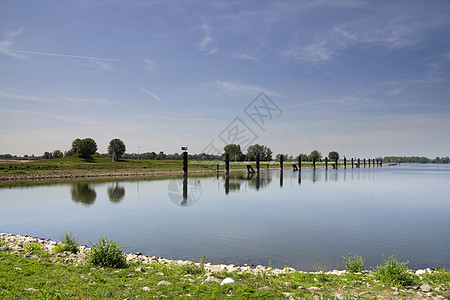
[[107, 182, 125, 203], [224, 173, 245, 193], [224, 172, 273, 193], [71, 183, 96, 205]]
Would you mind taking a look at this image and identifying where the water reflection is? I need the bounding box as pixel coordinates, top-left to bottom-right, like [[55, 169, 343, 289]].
[[224, 172, 273, 194], [107, 182, 125, 203], [167, 177, 202, 207], [71, 183, 96, 205]]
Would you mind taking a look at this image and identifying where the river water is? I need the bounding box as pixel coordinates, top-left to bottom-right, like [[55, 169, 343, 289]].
[[1, 164, 449, 271]]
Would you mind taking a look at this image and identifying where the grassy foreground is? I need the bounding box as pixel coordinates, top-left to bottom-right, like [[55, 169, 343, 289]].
[[1, 249, 449, 299]]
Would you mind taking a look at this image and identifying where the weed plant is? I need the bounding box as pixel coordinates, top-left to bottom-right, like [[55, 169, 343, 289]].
[[343, 252, 365, 273], [24, 242, 42, 254], [374, 255, 414, 286], [55, 231, 79, 254], [87, 236, 127, 268]]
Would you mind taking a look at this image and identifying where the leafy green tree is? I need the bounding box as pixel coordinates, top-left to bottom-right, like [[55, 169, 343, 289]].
[[223, 144, 245, 161], [43, 151, 52, 159], [275, 153, 289, 162], [71, 138, 81, 156], [297, 153, 309, 162], [328, 151, 339, 161], [77, 138, 97, 159], [53, 150, 63, 159], [108, 138, 126, 160], [246, 144, 272, 161], [308, 150, 322, 162]]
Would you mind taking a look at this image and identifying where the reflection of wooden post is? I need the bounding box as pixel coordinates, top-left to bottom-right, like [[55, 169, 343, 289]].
[[280, 155, 283, 170], [256, 174, 260, 191], [313, 157, 316, 170], [225, 175, 229, 195], [183, 151, 188, 176], [256, 154, 260, 173], [344, 157, 347, 169], [225, 153, 230, 175], [182, 176, 188, 202], [325, 157, 328, 170], [280, 170, 283, 187]]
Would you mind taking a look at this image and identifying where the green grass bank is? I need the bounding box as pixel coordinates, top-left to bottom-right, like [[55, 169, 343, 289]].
[[1, 233, 449, 299]]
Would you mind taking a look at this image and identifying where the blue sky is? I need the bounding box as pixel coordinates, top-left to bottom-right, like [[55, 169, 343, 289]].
[[1, 0, 450, 159]]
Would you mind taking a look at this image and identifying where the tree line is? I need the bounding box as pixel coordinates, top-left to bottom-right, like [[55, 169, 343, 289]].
[[1, 139, 448, 164], [383, 156, 450, 164]]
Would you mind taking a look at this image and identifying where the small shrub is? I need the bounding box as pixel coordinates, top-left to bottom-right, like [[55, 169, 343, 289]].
[[52, 244, 74, 253], [181, 261, 204, 275], [25, 242, 42, 253], [58, 231, 79, 253], [343, 252, 365, 273], [87, 236, 127, 268], [374, 255, 414, 286]]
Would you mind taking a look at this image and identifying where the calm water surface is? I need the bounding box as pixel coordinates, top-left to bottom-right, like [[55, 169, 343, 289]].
[[1, 164, 449, 271]]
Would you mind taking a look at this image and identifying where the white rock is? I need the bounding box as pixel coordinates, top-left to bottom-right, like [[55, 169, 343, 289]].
[[220, 277, 236, 285]]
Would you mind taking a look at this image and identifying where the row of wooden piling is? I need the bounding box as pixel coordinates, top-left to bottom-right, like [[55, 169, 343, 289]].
[[183, 152, 382, 176]]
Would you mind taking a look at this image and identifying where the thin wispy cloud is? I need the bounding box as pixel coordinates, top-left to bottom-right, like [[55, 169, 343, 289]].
[[0, 48, 121, 62], [232, 52, 259, 62], [0, 90, 114, 105], [0, 28, 27, 60], [0, 90, 52, 103], [143, 58, 158, 73], [61, 96, 114, 104], [207, 80, 278, 97], [198, 23, 217, 54], [89, 59, 114, 71], [136, 85, 164, 103]]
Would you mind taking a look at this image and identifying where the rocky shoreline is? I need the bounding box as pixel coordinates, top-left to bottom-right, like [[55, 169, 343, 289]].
[[0, 233, 436, 278]]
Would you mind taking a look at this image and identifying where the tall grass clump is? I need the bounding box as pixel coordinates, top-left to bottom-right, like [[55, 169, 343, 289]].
[[87, 236, 127, 268], [53, 230, 79, 254], [343, 252, 365, 273], [374, 255, 414, 286], [181, 252, 206, 275]]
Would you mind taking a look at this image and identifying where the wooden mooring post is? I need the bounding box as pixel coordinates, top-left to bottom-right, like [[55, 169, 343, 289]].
[[313, 157, 316, 170], [357, 158, 361, 168], [344, 157, 347, 169], [351, 158, 354, 168], [298, 156, 302, 171], [335, 157, 338, 169], [280, 155, 284, 171], [325, 157, 328, 170], [183, 151, 188, 176], [363, 158, 366, 168]]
